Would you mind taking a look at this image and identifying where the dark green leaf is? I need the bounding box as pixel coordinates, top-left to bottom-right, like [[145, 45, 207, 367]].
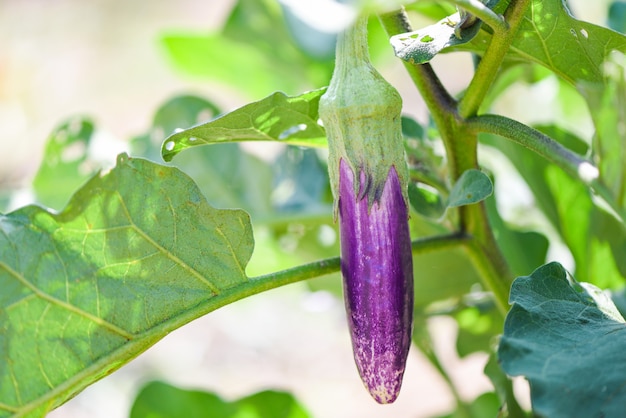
[[130, 381, 310, 418], [499, 262, 626, 418], [447, 169, 493, 208], [161, 89, 327, 162], [0, 154, 263, 416], [32, 118, 97, 210]]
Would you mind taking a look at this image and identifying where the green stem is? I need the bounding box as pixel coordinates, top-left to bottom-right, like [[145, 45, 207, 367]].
[[467, 113, 626, 223], [378, 10, 457, 120], [444, 0, 509, 34], [466, 114, 594, 182], [464, 238, 510, 314], [459, 0, 532, 118], [250, 233, 470, 285]]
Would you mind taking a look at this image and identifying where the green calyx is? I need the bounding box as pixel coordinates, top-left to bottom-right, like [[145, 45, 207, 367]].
[[319, 15, 409, 212]]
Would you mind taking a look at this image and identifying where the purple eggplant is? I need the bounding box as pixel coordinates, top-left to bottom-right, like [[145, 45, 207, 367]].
[[319, 15, 414, 403], [338, 159, 413, 404]]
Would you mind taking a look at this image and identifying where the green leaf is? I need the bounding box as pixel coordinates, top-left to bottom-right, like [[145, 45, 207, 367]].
[[0, 153, 278, 416], [161, 89, 327, 162], [451, 0, 626, 86], [131, 95, 221, 163], [130, 381, 311, 418], [447, 169, 493, 208], [32, 117, 97, 210], [390, 11, 484, 64], [511, 0, 626, 84], [499, 262, 626, 418]]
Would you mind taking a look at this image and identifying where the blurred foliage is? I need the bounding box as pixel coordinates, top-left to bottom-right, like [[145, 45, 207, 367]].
[[131, 382, 311, 418]]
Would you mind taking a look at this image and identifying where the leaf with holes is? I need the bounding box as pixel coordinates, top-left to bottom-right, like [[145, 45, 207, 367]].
[[161, 89, 327, 162], [0, 153, 270, 417], [499, 262, 626, 418], [390, 11, 485, 64], [32, 117, 97, 210]]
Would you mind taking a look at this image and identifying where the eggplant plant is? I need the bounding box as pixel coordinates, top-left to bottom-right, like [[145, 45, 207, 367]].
[[1, 0, 626, 417]]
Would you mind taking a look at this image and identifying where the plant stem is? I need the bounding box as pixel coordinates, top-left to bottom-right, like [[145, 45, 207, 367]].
[[380, 8, 513, 315], [445, 0, 509, 34], [458, 0, 533, 118], [467, 114, 593, 182], [250, 233, 470, 285], [467, 113, 626, 223]]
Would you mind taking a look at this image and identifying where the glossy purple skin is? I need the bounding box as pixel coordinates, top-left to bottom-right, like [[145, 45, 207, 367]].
[[338, 159, 414, 404]]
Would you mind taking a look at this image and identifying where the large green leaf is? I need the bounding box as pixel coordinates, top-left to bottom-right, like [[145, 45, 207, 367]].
[[0, 154, 266, 416], [499, 262, 626, 418], [161, 89, 327, 162], [509, 0, 626, 84], [130, 381, 310, 418]]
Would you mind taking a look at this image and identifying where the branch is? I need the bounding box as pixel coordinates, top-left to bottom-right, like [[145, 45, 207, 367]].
[[444, 0, 508, 34], [458, 0, 533, 118], [468, 113, 626, 223], [467, 114, 597, 184]]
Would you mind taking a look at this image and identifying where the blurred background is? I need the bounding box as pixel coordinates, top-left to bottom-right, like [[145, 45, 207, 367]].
[[0, 0, 614, 417]]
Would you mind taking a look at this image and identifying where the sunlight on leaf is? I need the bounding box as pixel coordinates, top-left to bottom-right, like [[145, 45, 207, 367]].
[[0, 154, 256, 416], [32, 117, 97, 210], [161, 89, 327, 162]]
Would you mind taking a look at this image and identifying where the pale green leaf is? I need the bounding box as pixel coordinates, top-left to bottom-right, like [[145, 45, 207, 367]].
[[0, 154, 263, 416], [499, 262, 626, 418], [161, 89, 327, 162], [447, 169, 493, 208]]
